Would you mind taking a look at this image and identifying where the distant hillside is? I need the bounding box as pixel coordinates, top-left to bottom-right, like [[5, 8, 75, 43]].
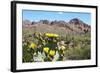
[[22, 18, 91, 35]]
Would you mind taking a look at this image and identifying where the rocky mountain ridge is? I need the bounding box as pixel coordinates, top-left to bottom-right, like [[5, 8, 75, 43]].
[[23, 18, 91, 34]]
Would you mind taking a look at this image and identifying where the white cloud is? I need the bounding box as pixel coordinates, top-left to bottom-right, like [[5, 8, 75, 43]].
[[58, 12, 64, 15]]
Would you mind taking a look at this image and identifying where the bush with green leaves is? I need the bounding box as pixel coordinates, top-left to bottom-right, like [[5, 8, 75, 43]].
[[22, 32, 91, 63]]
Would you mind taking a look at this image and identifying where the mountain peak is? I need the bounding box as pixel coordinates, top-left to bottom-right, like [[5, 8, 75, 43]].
[[69, 18, 84, 25]]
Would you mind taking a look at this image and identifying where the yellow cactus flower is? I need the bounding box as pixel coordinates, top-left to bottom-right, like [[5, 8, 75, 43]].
[[43, 47, 49, 53], [49, 50, 55, 56], [29, 43, 37, 49], [61, 46, 66, 50], [45, 33, 59, 38]]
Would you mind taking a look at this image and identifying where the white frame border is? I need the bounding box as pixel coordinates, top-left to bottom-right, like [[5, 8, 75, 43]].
[[16, 3, 96, 70]]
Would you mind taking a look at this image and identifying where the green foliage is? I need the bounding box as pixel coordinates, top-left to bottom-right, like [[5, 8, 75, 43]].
[[64, 33, 91, 60], [22, 31, 91, 63]]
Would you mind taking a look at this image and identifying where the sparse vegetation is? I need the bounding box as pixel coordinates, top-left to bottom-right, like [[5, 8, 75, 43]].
[[22, 32, 91, 62]]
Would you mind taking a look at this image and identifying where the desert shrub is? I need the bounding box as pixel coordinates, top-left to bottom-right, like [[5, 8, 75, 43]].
[[22, 32, 91, 62]]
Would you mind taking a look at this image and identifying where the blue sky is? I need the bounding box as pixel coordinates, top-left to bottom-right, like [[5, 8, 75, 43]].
[[23, 10, 91, 25]]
